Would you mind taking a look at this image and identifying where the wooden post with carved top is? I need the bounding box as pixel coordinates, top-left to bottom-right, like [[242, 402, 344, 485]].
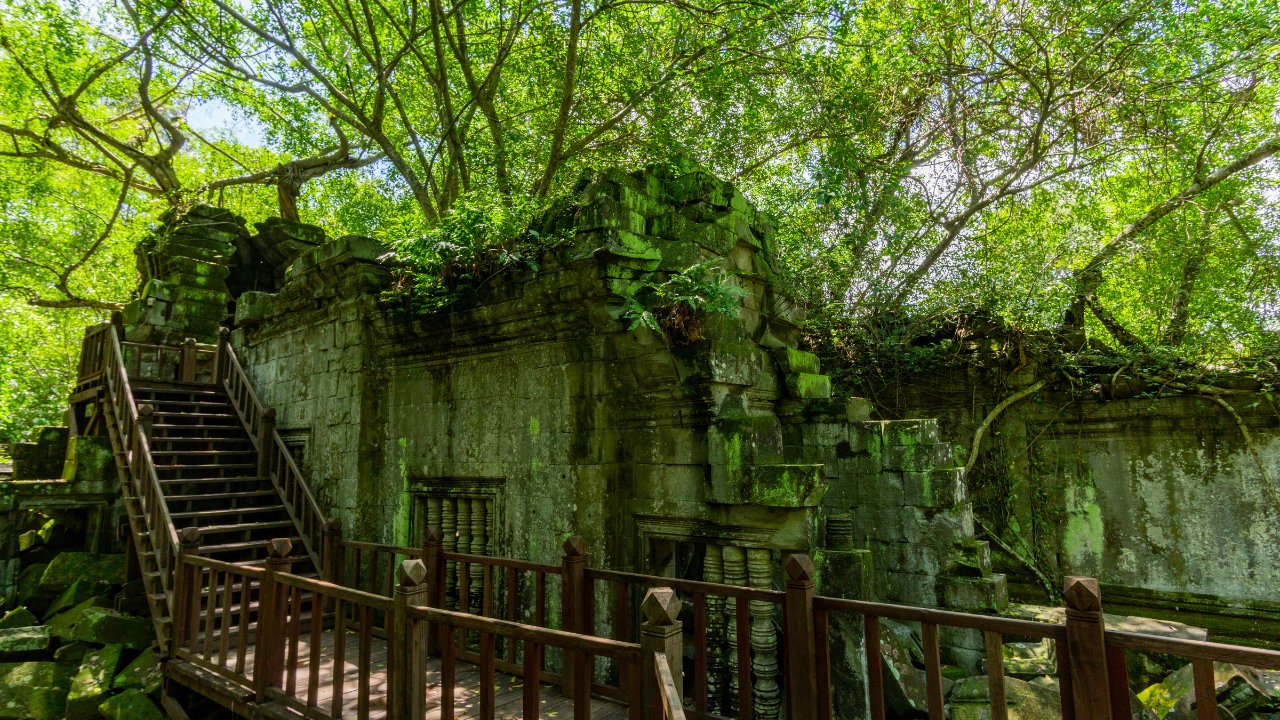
[[785, 554, 819, 720], [171, 527, 202, 657], [212, 327, 230, 385], [560, 536, 588, 699], [138, 404, 154, 441], [180, 337, 198, 383], [390, 559, 429, 720], [1063, 576, 1112, 720], [641, 587, 685, 718], [254, 538, 293, 702]]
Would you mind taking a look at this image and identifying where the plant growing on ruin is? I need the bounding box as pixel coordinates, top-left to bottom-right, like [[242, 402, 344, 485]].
[[380, 193, 574, 314], [621, 260, 747, 346]]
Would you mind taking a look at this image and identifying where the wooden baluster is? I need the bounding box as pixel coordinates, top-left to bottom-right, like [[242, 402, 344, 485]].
[[323, 519, 344, 585], [560, 536, 587, 699], [922, 623, 944, 720], [815, 607, 831, 720], [235, 576, 251, 675], [1107, 646, 1132, 720], [461, 561, 472, 616], [523, 639, 541, 719], [212, 327, 230, 386], [254, 538, 293, 703], [506, 567, 519, 664], [257, 409, 276, 480], [479, 632, 496, 719], [358, 605, 373, 718], [424, 525, 446, 656], [202, 569, 219, 660], [784, 554, 818, 720], [330, 598, 346, 719], [693, 592, 708, 713], [138, 404, 154, 441], [391, 560, 429, 720], [171, 528, 202, 657], [308, 586, 324, 708], [286, 585, 302, 696], [1056, 637, 1076, 720], [180, 337, 197, 382], [1192, 658, 1217, 720], [1063, 577, 1113, 720], [441, 624, 457, 720], [615, 581, 632, 643], [535, 571, 546, 627], [640, 587, 684, 719], [482, 564, 493, 618], [984, 631, 1008, 720], [866, 616, 885, 720]]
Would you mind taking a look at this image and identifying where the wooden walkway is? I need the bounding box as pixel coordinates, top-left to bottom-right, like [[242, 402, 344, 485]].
[[210, 629, 630, 719]]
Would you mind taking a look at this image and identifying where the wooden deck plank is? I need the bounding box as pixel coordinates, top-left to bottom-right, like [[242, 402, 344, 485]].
[[192, 627, 628, 719]]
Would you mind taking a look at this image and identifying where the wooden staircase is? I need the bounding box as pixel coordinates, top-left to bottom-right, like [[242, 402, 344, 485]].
[[138, 380, 312, 571], [76, 324, 326, 660]]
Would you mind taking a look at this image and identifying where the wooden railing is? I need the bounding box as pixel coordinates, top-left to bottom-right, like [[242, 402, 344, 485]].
[[171, 528, 263, 682], [123, 337, 218, 384], [215, 328, 328, 570], [1104, 614, 1280, 720], [170, 533, 689, 720], [327, 531, 1280, 720], [97, 324, 182, 607], [814, 583, 1069, 720]]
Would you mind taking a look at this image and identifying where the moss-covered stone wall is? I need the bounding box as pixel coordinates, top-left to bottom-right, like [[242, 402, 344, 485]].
[[881, 370, 1280, 642], [231, 166, 993, 632]]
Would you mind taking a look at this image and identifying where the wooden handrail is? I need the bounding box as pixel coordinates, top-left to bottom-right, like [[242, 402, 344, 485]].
[[814, 595, 1067, 639], [405, 603, 644, 658], [1105, 629, 1280, 667], [588, 566, 786, 604], [653, 652, 686, 720], [218, 341, 328, 571], [101, 327, 181, 588]]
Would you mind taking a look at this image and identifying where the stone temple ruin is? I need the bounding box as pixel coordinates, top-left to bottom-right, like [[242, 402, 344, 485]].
[[125, 165, 1003, 662]]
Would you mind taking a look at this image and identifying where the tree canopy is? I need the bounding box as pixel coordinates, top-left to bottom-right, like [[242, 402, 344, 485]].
[[1, 0, 1278, 438]]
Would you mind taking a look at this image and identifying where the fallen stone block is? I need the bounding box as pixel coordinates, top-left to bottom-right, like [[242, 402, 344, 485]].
[[112, 647, 161, 694], [0, 625, 51, 656], [951, 675, 1061, 720], [38, 553, 125, 596], [97, 688, 166, 720], [0, 661, 75, 719], [65, 644, 123, 720], [48, 597, 112, 642], [44, 579, 113, 620], [71, 608, 152, 649], [0, 607, 38, 629]]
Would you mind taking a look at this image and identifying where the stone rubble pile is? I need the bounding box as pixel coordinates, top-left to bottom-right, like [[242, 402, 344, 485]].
[[0, 550, 164, 720], [875, 619, 1280, 720]]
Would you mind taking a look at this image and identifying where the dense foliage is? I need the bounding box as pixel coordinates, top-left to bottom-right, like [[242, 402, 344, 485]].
[[0, 0, 1277, 438]]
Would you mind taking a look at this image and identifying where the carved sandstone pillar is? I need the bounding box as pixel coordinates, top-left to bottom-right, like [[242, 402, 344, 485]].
[[723, 545, 747, 717], [748, 548, 781, 719], [442, 498, 458, 607], [704, 544, 727, 714]]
